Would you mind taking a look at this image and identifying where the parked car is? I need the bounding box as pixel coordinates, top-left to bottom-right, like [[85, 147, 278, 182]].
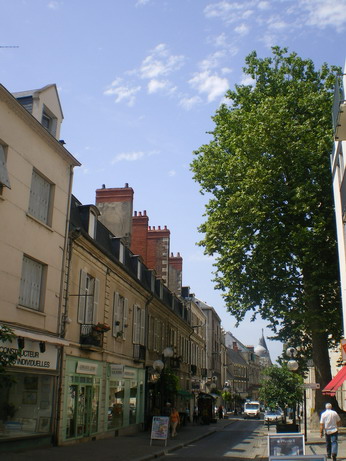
[[264, 409, 283, 424]]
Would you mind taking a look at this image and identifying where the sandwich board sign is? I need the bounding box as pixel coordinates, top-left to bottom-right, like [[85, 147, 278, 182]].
[[150, 416, 169, 446]]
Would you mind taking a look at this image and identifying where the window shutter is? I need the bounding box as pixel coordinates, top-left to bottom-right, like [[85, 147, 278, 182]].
[[113, 292, 120, 336], [123, 298, 128, 339], [93, 278, 100, 324], [133, 305, 138, 344], [0, 145, 10, 189], [78, 270, 87, 323], [140, 308, 145, 346]]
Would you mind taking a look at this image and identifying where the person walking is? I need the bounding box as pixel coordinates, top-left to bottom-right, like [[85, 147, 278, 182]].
[[170, 407, 180, 437], [320, 403, 341, 460]]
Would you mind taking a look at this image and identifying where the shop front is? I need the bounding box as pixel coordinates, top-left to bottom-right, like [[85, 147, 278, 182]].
[[0, 334, 63, 451], [62, 356, 102, 443], [107, 364, 145, 434]]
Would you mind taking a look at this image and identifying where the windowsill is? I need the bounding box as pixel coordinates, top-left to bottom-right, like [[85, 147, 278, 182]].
[[17, 304, 46, 316], [26, 213, 53, 232]]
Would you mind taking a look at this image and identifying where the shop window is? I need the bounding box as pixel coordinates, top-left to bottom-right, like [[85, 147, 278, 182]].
[[108, 381, 124, 429], [0, 373, 53, 439]]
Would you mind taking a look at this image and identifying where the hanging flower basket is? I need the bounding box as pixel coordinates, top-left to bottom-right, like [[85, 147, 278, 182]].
[[93, 323, 110, 333]]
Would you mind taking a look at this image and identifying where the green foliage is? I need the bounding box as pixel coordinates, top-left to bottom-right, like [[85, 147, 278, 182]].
[[191, 46, 342, 354], [259, 365, 303, 410], [0, 325, 20, 373], [159, 367, 179, 402]]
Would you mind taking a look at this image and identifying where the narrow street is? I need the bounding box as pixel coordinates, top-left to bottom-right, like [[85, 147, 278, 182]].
[[156, 417, 266, 460]]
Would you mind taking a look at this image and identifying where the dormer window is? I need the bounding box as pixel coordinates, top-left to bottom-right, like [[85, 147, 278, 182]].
[[41, 105, 57, 137], [88, 210, 97, 239]]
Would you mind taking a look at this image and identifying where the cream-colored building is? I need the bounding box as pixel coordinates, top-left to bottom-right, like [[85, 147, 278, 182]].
[[0, 84, 80, 449]]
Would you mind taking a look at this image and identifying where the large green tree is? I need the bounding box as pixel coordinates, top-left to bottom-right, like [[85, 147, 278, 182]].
[[259, 366, 303, 421], [191, 47, 342, 413]]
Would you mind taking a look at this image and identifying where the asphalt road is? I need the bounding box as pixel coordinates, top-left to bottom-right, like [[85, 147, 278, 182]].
[[156, 418, 266, 460]]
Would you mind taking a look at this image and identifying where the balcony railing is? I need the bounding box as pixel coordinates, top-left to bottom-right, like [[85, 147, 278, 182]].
[[80, 324, 104, 347]]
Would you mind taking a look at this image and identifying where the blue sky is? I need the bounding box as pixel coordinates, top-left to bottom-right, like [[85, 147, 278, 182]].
[[1, 0, 346, 361]]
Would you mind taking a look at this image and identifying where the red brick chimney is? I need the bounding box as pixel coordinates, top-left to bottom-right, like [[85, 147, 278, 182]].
[[147, 225, 170, 283], [131, 210, 149, 262], [168, 252, 183, 295]]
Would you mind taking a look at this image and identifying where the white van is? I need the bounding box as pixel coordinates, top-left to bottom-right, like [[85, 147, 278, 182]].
[[243, 401, 261, 419]]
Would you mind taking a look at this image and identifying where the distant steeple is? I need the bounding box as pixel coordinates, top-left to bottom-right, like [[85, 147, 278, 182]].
[[254, 329, 272, 365]]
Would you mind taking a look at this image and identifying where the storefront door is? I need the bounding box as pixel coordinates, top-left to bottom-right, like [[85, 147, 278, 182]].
[[66, 381, 99, 439]]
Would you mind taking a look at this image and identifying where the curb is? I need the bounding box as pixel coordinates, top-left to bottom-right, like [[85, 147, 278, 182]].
[[134, 421, 234, 461]]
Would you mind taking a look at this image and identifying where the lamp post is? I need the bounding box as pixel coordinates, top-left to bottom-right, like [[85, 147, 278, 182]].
[[153, 346, 174, 412], [286, 346, 307, 441]]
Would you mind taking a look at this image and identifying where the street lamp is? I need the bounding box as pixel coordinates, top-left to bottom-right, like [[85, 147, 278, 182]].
[[153, 346, 175, 412], [286, 345, 307, 441], [286, 346, 299, 372]]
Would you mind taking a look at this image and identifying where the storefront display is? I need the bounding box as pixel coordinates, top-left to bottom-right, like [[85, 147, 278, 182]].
[[0, 338, 59, 441]]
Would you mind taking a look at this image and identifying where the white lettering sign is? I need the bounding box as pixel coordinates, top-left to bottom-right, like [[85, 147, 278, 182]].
[[76, 361, 98, 375], [0, 339, 57, 370]]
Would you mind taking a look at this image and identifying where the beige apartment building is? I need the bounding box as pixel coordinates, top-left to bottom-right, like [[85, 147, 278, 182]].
[[0, 84, 80, 450]]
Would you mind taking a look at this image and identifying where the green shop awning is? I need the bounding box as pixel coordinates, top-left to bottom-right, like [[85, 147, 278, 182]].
[[177, 390, 193, 399]]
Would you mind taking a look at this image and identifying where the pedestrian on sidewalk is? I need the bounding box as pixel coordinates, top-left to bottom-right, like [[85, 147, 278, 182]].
[[320, 403, 341, 460], [170, 407, 180, 437]]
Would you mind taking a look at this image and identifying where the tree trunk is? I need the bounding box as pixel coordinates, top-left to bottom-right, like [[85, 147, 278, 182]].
[[311, 331, 342, 414]]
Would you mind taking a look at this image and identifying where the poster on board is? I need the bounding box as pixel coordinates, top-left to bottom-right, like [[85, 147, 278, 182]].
[[268, 433, 305, 456], [150, 416, 170, 446], [269, 457, 326, 461]]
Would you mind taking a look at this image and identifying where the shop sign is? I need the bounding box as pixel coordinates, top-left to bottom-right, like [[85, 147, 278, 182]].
[[110, 364, 124, 378], [76, 361, 98, 375], [109, 365, 137, 379], [124, 368, 137, 379], [0, 338, 57, 370]]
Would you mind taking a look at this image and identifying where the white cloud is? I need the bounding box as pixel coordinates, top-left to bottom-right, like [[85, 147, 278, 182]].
[[147, 79, 169, 94], [189, 71, 229, 102], [204, 1, 254, 24], [104, 80, 141, 107], [179, 95, 202, 110], [301, 0, 346, 32], [140, 43, 184, 79], [199, 51, 226, 72], [234, 23, 249, 35], [135, 0, 150, 6], [47, 1, 60, 9], [111, 151, 145, 164], [168, 170, 176, 177], [240, 74, 256, 86]]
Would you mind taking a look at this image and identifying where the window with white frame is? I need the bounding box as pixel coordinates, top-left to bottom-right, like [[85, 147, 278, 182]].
[[132, 304, 145, 345], [41, 105, 57, 137], [0, 144, 11, 193], [18, 255, 45, 311], [28, 169, 53, 225], [112, 292, 128, 339], [77, 270, 100, 324]]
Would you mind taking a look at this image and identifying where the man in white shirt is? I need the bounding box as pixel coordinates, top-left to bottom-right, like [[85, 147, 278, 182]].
[[320, 403, 341, 460]]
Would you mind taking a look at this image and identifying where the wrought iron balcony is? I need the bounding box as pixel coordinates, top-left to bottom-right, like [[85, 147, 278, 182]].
[[80, 324, 104, 348]]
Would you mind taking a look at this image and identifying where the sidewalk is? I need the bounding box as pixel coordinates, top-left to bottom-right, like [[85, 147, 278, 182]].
[[0, 418, 233, 461], [1, 417, 346, 461]]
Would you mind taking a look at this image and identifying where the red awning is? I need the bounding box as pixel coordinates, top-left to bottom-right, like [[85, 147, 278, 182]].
[[322, 366, 346, 396]]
